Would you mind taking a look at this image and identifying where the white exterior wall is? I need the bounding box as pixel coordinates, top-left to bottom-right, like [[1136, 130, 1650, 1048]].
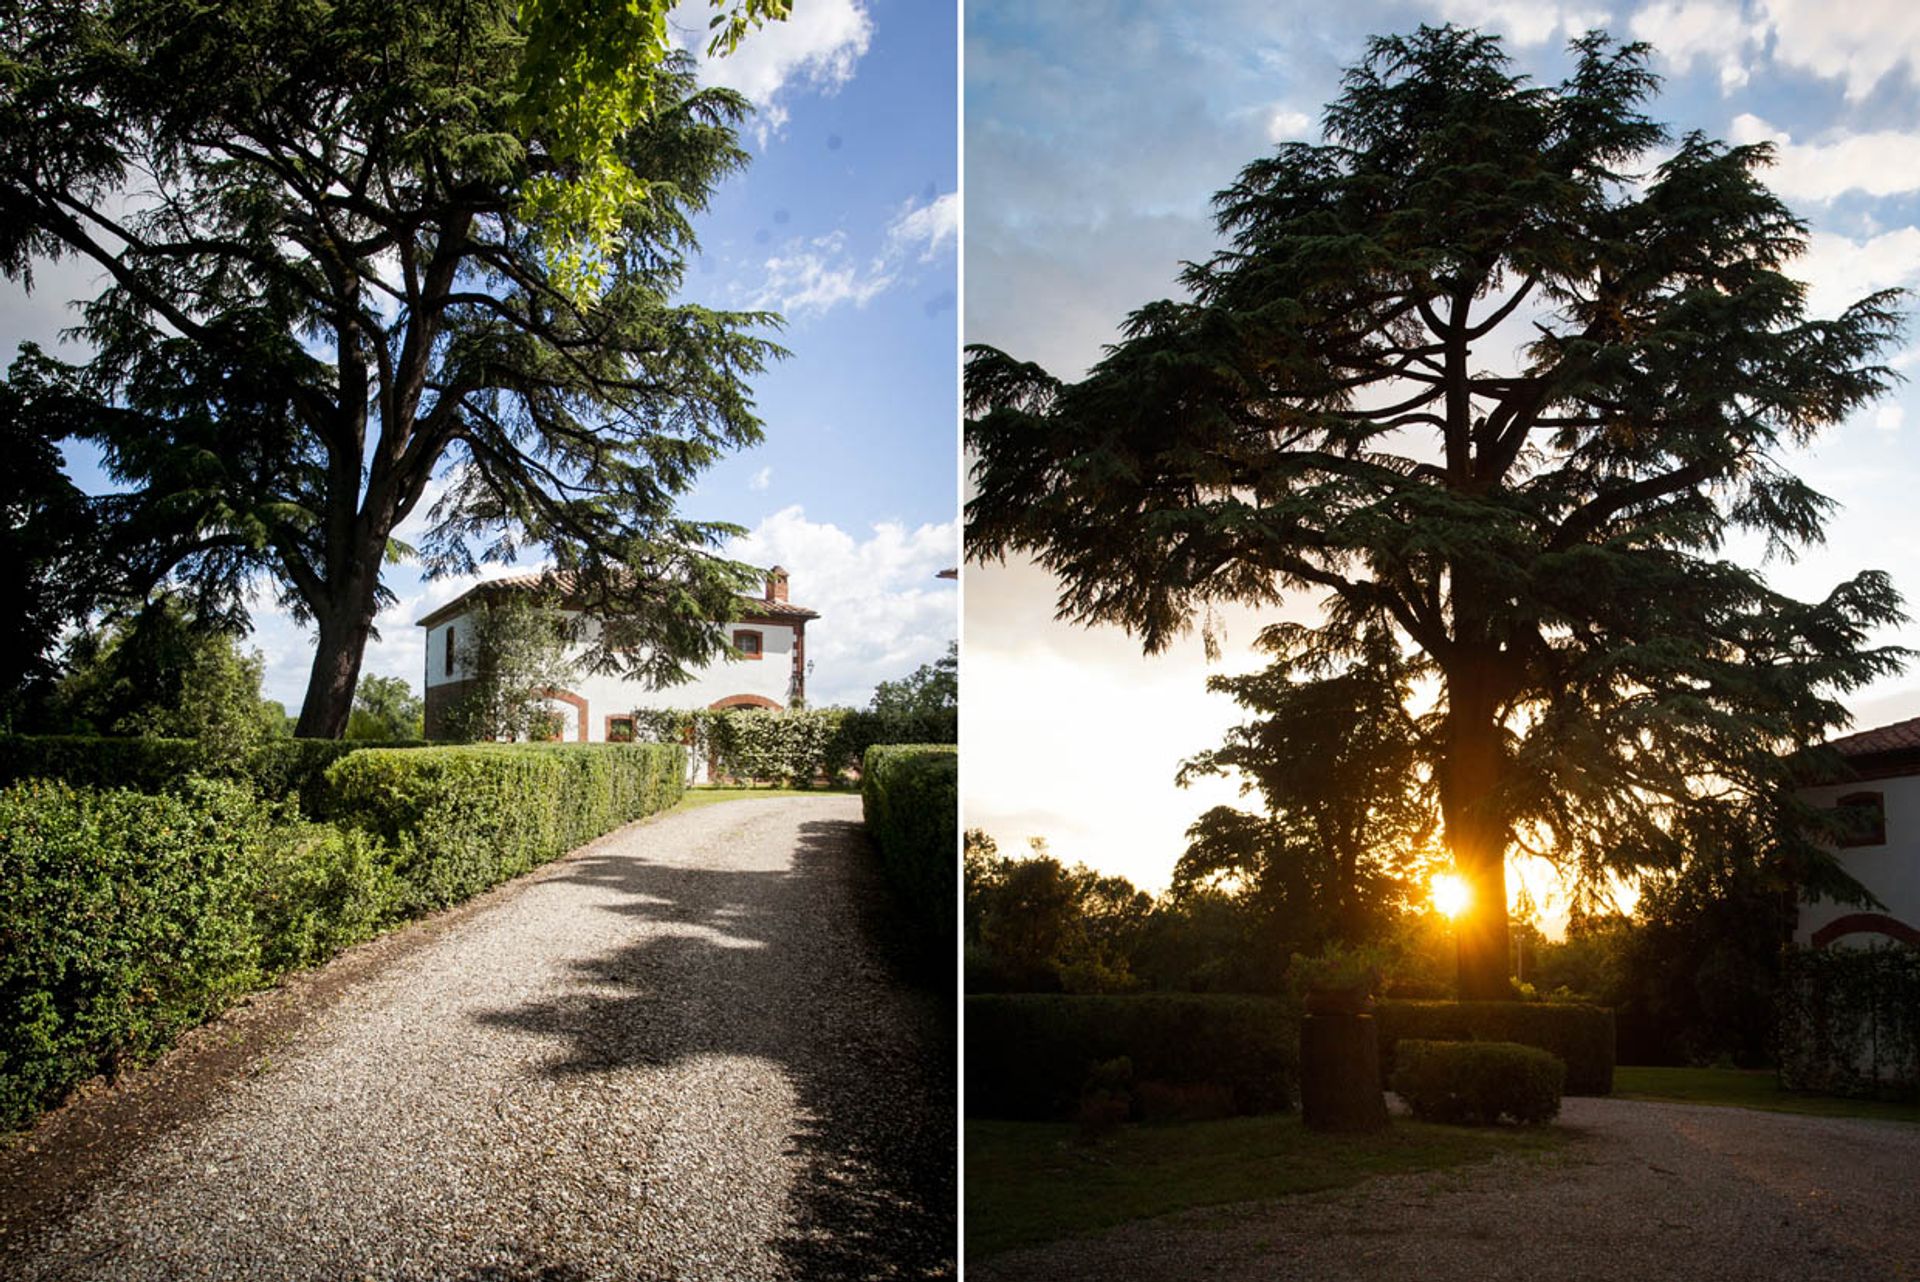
[[421, 608, 800, 743], [1794, 772, 1920, 947]]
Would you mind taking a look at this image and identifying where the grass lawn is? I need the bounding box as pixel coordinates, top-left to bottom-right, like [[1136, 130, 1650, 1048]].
[[1614, 1066, 1920, 1124], [671, 784, 858, 811], [966, 1113, 1565, 1260]]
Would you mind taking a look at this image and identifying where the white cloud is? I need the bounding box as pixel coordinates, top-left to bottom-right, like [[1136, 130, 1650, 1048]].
[[1430, 0, 1613, 48], [1792, 226, 1920, 319], [744, 231, 896, 316], [1730, 114, 1920, 202], [695, 0, 873, 143], [725, 505, 957, 708], [1875, 404, 1905, 433], [1759, 0, 1920, 101], [749, 465, 772, 492], [1629, 0, 1759, 91], [743, 190, 957, 318], [1264, 106, 1313, 143], [886, 191, 959, 262]]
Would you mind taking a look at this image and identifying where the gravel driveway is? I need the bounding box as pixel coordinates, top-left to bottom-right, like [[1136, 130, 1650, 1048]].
[[5, 795, 954, 1281], [972, 1097, 1920, 1281]]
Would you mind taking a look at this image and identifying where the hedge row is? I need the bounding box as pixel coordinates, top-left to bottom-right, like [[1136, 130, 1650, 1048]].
[[0, 779, 395, 1131], [1376, 1000, 1615, 1095], [632, 707, 957, 785], [0, 735, 427, 816], [966, 994, 1299, 1120], [0, 743, 684, 1132], [1391, 1039, 1564, 1125], [861, 744, 957, 969], [324, 743, 685, 911]]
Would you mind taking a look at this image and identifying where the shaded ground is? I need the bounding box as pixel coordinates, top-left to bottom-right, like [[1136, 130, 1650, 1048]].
[[2, 795, 953, 1280], [971, 1097, 1920, 1281]]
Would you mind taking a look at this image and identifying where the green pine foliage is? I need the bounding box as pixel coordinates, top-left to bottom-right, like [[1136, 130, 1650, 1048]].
[[966, 23, 1910, 997], [861, 744, 958, 969], [1391, 1039, 1565, 1125], [0, 0, 781, 735]]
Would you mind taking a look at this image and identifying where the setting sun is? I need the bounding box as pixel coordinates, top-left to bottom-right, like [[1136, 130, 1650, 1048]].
[[1431, 873, 1471, 920]]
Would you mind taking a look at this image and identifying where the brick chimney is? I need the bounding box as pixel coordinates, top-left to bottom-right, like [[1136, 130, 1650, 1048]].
[[766, 566, 789, 603]]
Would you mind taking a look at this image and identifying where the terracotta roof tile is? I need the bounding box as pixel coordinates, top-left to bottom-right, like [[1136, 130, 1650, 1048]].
[[1827, 715, 1920, 758]]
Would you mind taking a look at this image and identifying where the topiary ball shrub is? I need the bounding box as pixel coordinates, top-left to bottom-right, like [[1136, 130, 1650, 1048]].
[[1390, 1039, 1565, 1125]]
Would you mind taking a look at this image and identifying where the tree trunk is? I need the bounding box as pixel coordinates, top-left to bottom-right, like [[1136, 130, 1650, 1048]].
[[1440, 654, 1512, 1001], [294, 576, 381, 739]]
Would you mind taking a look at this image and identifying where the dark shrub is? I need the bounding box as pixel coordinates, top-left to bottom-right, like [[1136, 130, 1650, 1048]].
[[325, 743, 685, 911], [1391, 1038, 1564, 1124], [1377, 1000, 1614, 1095], [861, 744, 957, 969], [966, 993, 1299, 1120]]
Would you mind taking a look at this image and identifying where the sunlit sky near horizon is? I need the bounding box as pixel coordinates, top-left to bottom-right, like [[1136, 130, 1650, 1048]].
[[963, 0, 1920, 920], [0, 0, 958, 716]]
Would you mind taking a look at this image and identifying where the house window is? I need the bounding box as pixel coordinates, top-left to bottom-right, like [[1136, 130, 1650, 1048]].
[[1835, 792, 1886, 848], [445, 625, 456, 677], [735, 629, 764, 660], [606, 715, 635, 743]]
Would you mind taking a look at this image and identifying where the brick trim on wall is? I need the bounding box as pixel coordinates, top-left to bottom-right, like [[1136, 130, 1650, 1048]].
[[709, 694, 782, 711], [538, 686, 589, 741], [1812, 913, 1920, 950]]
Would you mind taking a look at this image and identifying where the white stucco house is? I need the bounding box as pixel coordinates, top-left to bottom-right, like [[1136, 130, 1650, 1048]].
[[417, 566, 819, 742], [1794, 714, 1920, 950]]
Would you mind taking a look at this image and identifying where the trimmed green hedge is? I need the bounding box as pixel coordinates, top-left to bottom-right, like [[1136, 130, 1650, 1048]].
[[966, 994, 1299, 1120], [2, 743, 684, 1133], [1391, 1039, 1564, 1125], [633, 706, 958, 785], [861, 744, 956, 966], [1376, 1000, 1614, 1095], [324, 742, 685, 911], [0, 779, 393, 1131], [0, 735, 427, 816]]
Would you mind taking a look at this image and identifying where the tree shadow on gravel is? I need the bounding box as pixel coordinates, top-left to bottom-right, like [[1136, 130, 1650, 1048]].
[[472, 815, 956, 1280]]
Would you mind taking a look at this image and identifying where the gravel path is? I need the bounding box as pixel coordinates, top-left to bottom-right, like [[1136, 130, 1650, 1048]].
[[973, 1098, 1920, 1281], [8, 795, 954, 1281]]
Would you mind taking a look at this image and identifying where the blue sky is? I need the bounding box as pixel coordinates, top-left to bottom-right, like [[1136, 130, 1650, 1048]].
[[964, 0, 1920, 900], [1, 0, 958, 715]]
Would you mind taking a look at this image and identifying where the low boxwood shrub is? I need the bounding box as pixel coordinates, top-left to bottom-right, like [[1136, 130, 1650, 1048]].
[[0, 735, 428, 817], [966, 993, 1299, 1120], [0, 735, 217, 793], [324, 743, 685, 911], [861, 744, 956, 967], [1377, 1000, 1614, 1095], [1390, 1038, 1564, 1124], [0, 779, 354, 1131]]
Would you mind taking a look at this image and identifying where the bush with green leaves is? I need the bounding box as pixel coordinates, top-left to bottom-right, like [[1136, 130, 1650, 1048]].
[[0, 735, 427, 818], [1778, 945, 1920, 1098], [1377, 1000, 1614, 1095], [965, 993, 1300, 1120], [0, 778, 397, 1131], [324, 743, 684, 911], [632, 705, 958, 786], [861, 744, 957, 967], [1390, 1039, 1564, 1125]]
